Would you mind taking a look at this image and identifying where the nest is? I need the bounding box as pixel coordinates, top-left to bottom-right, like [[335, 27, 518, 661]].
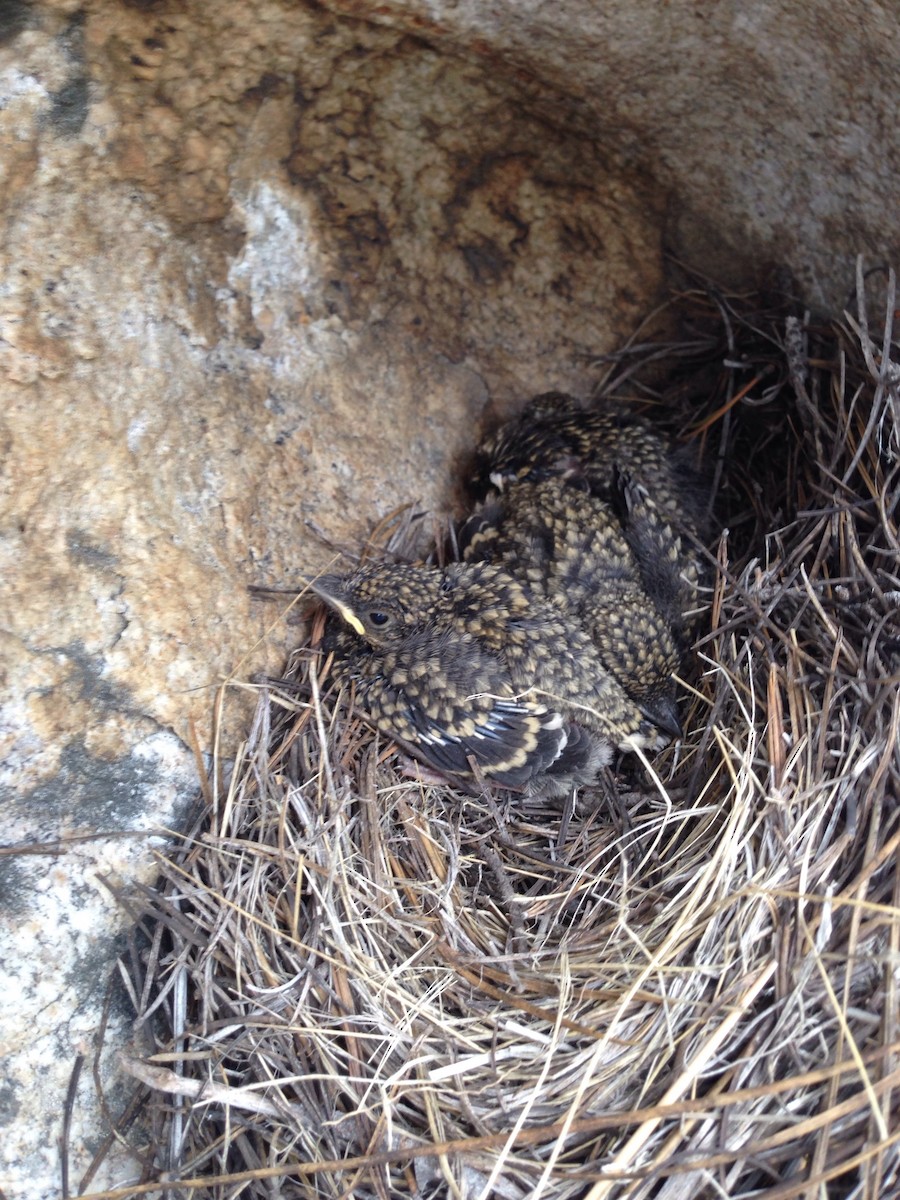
[[96, 262, 899, 1199]]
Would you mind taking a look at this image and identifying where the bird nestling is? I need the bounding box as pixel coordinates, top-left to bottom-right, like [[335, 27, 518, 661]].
[[470, 388, 707, 631], [471, 390, 707, 544], [308, 560, 664, 796]]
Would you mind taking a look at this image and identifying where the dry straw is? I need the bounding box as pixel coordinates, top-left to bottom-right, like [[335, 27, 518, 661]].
[[89, 261, 899, 1199]]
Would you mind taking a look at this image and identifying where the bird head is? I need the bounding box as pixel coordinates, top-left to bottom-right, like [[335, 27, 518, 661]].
[[470, 393, 588, 497], [305, 564, 439, 646]]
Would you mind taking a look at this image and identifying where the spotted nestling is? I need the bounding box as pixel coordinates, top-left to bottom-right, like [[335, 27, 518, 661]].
[[310, 561, 663, 795], [471, 391, 706, 539], [471, 391, 705, 631], [460, 477, 685, 736]]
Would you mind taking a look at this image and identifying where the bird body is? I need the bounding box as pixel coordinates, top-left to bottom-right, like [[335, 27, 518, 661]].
[[460, 477, 683, 736], [313, 561, 661, 795], [470, 391, 704, 631], [471, 391, 706, 541]]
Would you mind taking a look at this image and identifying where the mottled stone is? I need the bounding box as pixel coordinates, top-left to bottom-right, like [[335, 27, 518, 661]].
[[322, 0, 900, 309]]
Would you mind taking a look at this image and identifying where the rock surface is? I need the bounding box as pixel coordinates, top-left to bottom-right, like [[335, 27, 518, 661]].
[[2, 0, 897, 1194], [323, 0, 900, 308]]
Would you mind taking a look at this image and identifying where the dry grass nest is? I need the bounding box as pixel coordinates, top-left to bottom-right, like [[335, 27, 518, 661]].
[[98, 262, 900, 1199]]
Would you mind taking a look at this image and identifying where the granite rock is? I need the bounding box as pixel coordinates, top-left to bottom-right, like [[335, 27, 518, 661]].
[[321, 0, 900, 308]]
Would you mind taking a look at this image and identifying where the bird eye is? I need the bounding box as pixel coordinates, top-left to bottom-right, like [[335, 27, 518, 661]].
[[368, 611, 390, 626]]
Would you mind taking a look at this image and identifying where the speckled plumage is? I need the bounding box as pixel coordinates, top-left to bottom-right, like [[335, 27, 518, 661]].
[[471, 391, 704, 630], [314, 561, 662, 795], [460, 477, 684, 735], [471, 391, 706, 539], [612, 470, 700, 635]]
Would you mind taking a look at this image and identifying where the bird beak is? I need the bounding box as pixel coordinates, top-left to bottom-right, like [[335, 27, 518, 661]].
[[301, 574, 366, 637], [641, 695, 683, 740]]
